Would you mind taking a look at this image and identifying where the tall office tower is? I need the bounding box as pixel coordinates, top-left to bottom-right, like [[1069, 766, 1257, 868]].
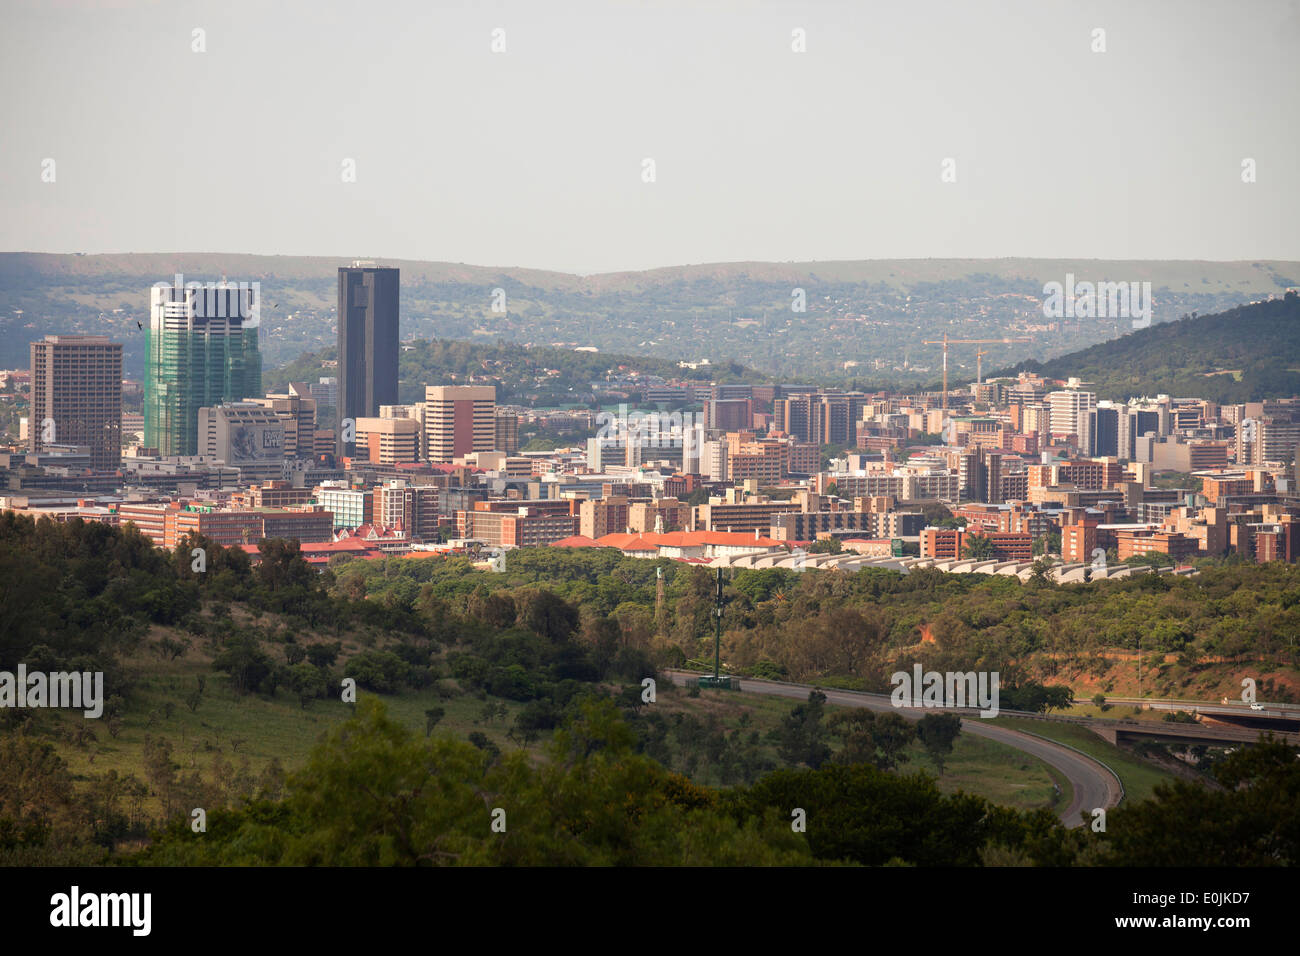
[[1047, 389, 1096, 450], [29, 335, 123, 470], [338, 262, 399, 457], [1128, 408, 1162, 458], [495, 412, 520, 454], [682, 420, 706, 474], [145, 277, 261, 456], [984, 451, 1003, 504], [423, 386, 496, 463], [1090, 402, 1128, 458]]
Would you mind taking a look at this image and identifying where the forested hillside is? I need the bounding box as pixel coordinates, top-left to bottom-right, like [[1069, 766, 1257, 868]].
[[1004, 292, 1300, 402], [2, 515, 1298, 866]]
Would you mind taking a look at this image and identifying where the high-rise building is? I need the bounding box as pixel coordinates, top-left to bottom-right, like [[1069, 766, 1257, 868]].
[[29, 335, 123, 470], [337, 263, 399, 457], [1090, 402, 1128, 459], [774, 394, 817, 443], [145, 278, 261, 456], [1253, 419, 1300, 466], [1047, 389, 1096, 450], [495, 412, 520, 454], [423, 386, 496, 463]]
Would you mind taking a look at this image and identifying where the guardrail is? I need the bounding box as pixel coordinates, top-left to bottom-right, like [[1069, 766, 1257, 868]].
[[992, 721, 1127, 809], [666, 670, 1128, 811]]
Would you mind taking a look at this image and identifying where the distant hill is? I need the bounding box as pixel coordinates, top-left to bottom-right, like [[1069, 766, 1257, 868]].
[[999, 292, 1300, 403], [270, 338, 762, 407], [2, 252, 1297, 381]]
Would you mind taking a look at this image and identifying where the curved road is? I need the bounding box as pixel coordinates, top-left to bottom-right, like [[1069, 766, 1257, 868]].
[[665, 670, 1123, 828]]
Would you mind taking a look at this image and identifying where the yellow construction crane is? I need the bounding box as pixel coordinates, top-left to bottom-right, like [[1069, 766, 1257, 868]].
[[921, 334, 1033, 409]]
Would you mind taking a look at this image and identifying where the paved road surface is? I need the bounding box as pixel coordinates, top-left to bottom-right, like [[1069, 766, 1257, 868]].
[[665, 670, 1123, 828]]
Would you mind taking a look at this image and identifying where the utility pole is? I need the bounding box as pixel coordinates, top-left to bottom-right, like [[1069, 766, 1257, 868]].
[[713, 567, 722, 680], [655, 565, 664, 633], [698, 567, 738, 689]]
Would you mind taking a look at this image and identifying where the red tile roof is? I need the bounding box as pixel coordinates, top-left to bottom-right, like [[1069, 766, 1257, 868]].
[[550, 535, 602, 548], [586, 530, 785, 550]]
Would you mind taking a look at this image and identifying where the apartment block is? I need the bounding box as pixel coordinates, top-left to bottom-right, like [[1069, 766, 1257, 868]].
[[372, 480, 441, 540], [29, 335, 123, 470], [460, 506, 578, 547], [628, 498, 689, 533], [579, 496, 630, 538]]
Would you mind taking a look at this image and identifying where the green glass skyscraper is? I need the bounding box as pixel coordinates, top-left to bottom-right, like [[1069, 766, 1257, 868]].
[[144, 277, 262, 457]]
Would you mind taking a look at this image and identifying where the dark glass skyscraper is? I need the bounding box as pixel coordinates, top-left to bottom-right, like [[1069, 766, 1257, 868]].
[[1091, 405, 1120, 458], [337, 263, 399, 456]]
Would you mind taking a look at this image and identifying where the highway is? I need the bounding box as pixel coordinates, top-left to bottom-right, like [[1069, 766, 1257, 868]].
[[1088, 695, 1300, 720], [665, 670, 1123, 828]]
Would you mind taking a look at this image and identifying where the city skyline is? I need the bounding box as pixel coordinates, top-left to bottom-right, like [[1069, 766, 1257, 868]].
[[1, 0, 1297, 895]]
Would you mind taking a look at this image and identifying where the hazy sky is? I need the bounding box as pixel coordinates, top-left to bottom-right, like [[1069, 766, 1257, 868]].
[[3, 0, 1297, 274]]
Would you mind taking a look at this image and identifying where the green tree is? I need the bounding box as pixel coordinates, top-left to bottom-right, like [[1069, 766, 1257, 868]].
[[829, 709, 916, 771], [916, 712, 962, 775], [777, 690, 832, 769], [1097, 738, 1300, 866], [424, 706, 446, 737], [289, 661, 325, 709], [212, 635, 274, 696], [961, 532, 996, 560], [808, 538, 843, 555]]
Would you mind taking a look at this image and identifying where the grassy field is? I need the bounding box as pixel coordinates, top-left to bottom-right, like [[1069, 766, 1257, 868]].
[[25, 648, 1070, 821], [41, 657, 528, 789], [987, 716, 1177, 804]]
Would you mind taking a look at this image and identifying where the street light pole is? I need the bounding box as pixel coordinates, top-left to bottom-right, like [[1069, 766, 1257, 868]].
[[714, 567, 723, 680]]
